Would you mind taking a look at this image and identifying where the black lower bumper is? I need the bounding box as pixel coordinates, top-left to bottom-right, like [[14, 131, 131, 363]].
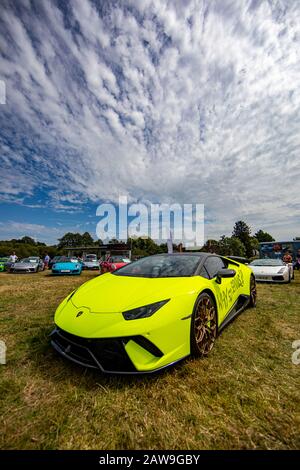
[[50, 327, 164, 374]]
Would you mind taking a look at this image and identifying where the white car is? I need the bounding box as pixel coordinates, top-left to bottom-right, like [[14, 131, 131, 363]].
[[249, 258, 293, 283], [82, 254, 99, 270]]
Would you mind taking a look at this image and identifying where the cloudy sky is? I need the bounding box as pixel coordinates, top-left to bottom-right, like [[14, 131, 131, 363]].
[[0, 0, 300, 244]]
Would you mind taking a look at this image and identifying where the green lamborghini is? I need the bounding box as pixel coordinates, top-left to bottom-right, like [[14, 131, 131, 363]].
[[51, 253, 257, 374]]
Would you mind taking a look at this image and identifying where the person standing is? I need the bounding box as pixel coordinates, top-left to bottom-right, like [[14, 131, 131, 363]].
[[294, 250, 300, 271], [9, 252, 18, 263], [283, 251, 292, 264], [44, 253, 50, 269]]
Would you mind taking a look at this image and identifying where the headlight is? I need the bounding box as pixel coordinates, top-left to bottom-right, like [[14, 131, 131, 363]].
[[122, 299, 170, 320], [278, 267, 285, 273]]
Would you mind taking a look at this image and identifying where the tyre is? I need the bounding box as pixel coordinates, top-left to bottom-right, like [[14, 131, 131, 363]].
[[190, 292, 217, 357], [249, 274, 257, 307]]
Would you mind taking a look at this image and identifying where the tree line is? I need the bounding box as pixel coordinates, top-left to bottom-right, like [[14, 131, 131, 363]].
[[0, 222, 274, 259]]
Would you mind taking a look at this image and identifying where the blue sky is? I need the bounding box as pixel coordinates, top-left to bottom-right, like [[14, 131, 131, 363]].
[[0, 0, 300, 244]]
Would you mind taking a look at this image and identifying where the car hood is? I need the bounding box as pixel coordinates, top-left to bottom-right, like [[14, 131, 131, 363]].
[[13, 262, 38, 268], [70, 272, 196, 313], [250, 265, 286, 274], [54, 262, 80, 269]]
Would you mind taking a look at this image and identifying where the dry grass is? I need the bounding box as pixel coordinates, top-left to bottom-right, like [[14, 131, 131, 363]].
[[0, 270, 299, 450]]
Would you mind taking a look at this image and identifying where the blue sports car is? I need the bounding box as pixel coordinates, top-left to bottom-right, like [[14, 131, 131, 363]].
[[51, 257, 82, 275]]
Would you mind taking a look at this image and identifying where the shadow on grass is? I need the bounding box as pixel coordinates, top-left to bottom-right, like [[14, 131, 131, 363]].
[[27, 325, 189, 391]]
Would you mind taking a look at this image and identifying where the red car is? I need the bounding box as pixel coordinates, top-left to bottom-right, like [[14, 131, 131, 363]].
[[100, 255, 131, 274]]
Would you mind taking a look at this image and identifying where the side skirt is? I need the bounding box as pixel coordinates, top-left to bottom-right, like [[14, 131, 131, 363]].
[[218, 294, 250, 333]]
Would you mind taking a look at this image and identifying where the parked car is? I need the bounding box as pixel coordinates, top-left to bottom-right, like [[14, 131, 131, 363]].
[[49, 256, 62, 269], [100, 255, 131, 274], [0, 257, 11, 272], [9, 257, 44, 273], [82, 254, 100, 270], [51, 253, 256, 374], [249, 258, 293, 283], [51, 257, 82, 275]]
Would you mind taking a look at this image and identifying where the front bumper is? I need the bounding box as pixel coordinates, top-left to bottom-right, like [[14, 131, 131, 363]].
[[254, 274, 287, 282], [50, 327, 183, 374], [10, 267, 37, 273], [52, 269, 81, 275]]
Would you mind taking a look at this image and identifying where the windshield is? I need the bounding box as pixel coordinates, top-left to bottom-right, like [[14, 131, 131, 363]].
[[110, 256, 130, 263], [250, 259, 284, 266], [21, 258, 39, 263], [114, 254, 201, 278], [85, 255, 97, 260], [55, 257, 76, 263]]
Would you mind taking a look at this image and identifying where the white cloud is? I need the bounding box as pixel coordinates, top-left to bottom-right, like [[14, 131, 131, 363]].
[[0, 0, 300, 240]]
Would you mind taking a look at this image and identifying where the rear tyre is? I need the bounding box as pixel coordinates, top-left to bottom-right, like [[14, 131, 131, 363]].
[[249, 275, 257, 308], [190, 292, 217, 357]]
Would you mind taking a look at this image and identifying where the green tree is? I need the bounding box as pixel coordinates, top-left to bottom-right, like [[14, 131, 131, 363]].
[[129, 237, 161, 256], [232, 221, 253, 257], [81, 232, 94, 246], [219, 236, 246, 257], [254, 230, 275, 243], [21, 236, 35, 244], [58, 232, 83, 248], [201, 239, 221, 253]]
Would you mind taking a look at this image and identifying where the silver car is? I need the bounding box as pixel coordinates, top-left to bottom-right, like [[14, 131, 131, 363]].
[[82, 259, 100, 270], [9, 257, 45, 273], [82, 254, 99, 270], [249, 258, 293, 283]]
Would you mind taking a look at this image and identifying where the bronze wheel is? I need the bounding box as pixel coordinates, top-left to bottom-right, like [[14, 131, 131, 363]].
[[249, 275, 257, 307], [191, 293, 217, 357]]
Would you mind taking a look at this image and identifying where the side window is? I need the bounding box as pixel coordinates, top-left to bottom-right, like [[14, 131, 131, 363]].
[[199, 266, 210, 279], [204, 257, 226, 279]]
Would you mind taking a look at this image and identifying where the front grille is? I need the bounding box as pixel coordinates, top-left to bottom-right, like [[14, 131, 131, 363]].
[[14, 268, 34, 273], [272, 275, 285, 281], [51, 328, 137, 373]]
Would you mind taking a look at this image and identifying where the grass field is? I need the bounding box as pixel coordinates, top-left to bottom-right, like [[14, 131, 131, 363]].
[[0, 269, 299, 450]]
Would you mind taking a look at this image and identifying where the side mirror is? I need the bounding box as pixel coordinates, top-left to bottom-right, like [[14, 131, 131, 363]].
[[216, 268, 236, 284]]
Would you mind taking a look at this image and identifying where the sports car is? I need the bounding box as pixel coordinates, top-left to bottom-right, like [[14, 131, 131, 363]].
[[51, 253, 256, 374], [82, 255, 100, 270], [249, 258, 293, 283], [100, 255, 131, 274], [49, 256, 63, 269], [83, 260, 100, 270], [9, 257, 44, 273], [51, 257, 82, 275], [0, 257, 9, 272]]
